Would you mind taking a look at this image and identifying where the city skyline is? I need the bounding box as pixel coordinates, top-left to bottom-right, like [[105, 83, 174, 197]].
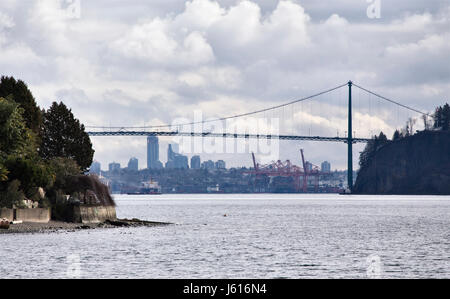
[[90, 137, 331, 172]]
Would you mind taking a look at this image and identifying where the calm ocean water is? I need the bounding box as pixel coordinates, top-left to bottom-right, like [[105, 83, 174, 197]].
[[1, 194, 449, 278]]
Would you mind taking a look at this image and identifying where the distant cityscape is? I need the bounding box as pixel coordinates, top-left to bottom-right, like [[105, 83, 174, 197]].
[[89, 136, 351, 194], [90, 136, 227, 173]]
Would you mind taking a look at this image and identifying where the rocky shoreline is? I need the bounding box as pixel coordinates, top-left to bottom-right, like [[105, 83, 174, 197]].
[[0, 218, 172, 234]]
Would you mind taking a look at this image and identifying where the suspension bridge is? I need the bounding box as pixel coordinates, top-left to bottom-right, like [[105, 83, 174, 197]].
[[87, 81, 429, 191]]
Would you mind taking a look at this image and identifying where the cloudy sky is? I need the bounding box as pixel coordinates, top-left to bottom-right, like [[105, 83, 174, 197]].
[[1, 0, 449, 170]]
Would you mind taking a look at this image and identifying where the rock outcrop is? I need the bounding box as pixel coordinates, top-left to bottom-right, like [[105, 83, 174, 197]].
[[353, 130, 450, 195]]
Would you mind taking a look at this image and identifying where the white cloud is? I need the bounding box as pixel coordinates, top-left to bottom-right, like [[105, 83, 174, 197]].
[[112, 17, 214, 67]]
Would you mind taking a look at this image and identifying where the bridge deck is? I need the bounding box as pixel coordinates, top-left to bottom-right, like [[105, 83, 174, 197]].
[[87, 131, 370, 143]]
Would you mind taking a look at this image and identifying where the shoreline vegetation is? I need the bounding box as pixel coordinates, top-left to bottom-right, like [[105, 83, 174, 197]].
[[353, 103, 449, 195], [0, 76, 169, 233]]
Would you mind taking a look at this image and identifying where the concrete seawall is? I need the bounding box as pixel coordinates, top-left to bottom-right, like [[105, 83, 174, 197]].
[[72, 205, 117, 224], [0, 208, 51, 223], [0, 208, 14, 221]]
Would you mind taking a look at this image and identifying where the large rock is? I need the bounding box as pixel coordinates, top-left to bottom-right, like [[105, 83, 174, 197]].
[[353, 130, 450, 195]]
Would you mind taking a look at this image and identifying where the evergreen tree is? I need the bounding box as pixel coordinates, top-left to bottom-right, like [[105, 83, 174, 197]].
[[3, 156, 54, 198], [0, 97, 35, 156], [392, 129, 402, 141], [442, 103, 450, 131], [359, 132, 389, 168], [0, 97, 50, 199], [433, 103, 449, 130], [433, 106, 443, 129], [0, 76, 42, 134], [40, 102, 94, 171], [377, 132, 388, 144]]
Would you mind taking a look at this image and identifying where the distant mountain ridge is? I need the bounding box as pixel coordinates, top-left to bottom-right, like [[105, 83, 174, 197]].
[[353, 130, 450, 195]]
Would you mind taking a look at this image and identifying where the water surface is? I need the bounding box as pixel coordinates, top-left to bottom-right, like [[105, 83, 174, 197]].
[[1, 194, 449, 278]]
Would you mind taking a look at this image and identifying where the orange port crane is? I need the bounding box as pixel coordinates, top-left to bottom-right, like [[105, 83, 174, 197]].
[[249, 149, 321, 192]]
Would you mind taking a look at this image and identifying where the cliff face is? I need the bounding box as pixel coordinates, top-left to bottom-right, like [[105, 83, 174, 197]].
[[353, 131, 450, 195]]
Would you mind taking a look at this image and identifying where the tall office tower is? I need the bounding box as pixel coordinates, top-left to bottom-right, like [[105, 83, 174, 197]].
[[90, 161, 101, 174], [166, 144, 188, 169], [147, 136, 160, 169], [305, 161, 313, 172], [201, 160, 215, 169], [321, 161, 331, 173], [128, 157, 139, 171], [171, 143, 179, 154], [190, 155, 201, 169], [174, 155, 189, 169], [167, 144, 176, 161], [108, 162, 121, 172], [215, 160, 226, 169]]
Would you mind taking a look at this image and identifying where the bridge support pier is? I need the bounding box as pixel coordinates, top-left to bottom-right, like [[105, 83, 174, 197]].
[[347, 81, 353, 192]]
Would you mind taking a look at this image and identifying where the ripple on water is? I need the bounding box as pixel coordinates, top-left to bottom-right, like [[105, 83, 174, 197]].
[[1, 194, 449, 278]]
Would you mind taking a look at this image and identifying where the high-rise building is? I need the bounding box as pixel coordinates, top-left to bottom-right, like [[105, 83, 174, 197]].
[[128, 157, 138, 171], [108, 162, 120, 172], [321, 161, 331, 173], [167, 144, 176, 161], [305, 161, 313, 172], [166, 144, 188, 169], [174, 155, 188, 169], [171, 143, 179, 154], [147, 136, 161, 169], [90, 160, 101, 174], [201, 160, 215, 169], [190, 155, 201, 169], [215, 160, 226, 169]]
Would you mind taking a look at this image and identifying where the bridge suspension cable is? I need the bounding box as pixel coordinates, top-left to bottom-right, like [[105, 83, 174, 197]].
[[86, 82, 348, 130], [352, 83, 429, 116]]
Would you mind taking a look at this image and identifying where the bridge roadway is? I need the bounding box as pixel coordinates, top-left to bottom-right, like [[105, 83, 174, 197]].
[[87, 131, 370, 143]]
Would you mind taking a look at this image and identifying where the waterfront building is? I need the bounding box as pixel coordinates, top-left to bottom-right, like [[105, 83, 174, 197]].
[[166, 144, 189, 169], [321, 161, 331, 173], [128, 157, 138, 171], [108, 162, 120, 172], [174, 155, 188, 169], [190, 155, 201, 169], [305, 161, 313, 172], [215, 160, 226, 169], [167, 144, 176, 161], [90, 160, 101, 174], [201, 160, 215, 170]]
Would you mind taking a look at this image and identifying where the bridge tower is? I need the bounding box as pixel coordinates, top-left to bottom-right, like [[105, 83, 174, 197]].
[[347, 80, 353, 192]]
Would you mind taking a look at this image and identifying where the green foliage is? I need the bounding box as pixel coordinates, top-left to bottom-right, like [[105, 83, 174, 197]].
[[38, 197, 51, 208], [359, 132, 389, 169], [48, 157, 81, 189], [0, 95, 51, 203], [433, 103, 450, 131], [392, 129, 402, 141], [0, 97, 36, 156], [3, 156, 54, 198], [0, 76, 42, 134], [0, 162, 8, 182], [0, 77, 99, 214], [40, 102, 94, 171], [0, 179, 25, 209], [49, 189, 72, 221]]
